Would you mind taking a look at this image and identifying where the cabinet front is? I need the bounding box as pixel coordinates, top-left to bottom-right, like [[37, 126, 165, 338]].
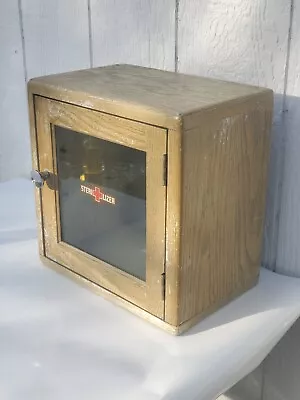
[[33, 96, 167, 318]]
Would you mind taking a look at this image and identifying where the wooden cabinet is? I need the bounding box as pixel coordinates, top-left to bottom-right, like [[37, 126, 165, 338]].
[[28, 64, 273, 334]]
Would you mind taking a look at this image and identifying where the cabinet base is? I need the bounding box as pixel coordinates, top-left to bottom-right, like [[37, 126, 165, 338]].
[[41, 255, 258, 335]]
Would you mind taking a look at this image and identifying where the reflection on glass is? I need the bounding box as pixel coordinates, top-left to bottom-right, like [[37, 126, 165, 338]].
[[55, 126, 146, 281]]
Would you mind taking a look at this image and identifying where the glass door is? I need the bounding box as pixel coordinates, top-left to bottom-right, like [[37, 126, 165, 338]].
[[55, 126, 147, 281], [34, 96, 167, 318]]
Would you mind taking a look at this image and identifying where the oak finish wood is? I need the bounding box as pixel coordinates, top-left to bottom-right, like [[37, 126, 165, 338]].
[[41, 254, 258, 336], [179, 93, 273, 324], [164, 126, 182, 325], [34, 95, 166, 319], [28, 64, 269, 129], [42, 255, 180, 335], [46, 98, 148, 151], [29, 64, 272, 333]]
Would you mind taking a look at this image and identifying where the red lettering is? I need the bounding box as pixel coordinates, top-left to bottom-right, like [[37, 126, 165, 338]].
[[81, 184, 115, 205]]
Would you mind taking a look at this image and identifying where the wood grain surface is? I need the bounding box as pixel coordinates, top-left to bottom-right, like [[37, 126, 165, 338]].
[[28, 64, 268, 129], [29, 66, 272, 331], [179, 93, 272, 324], [33, 96, 167, 318], [2, 0, 300, 395], [164, 125, 182, 325], [42, 255, 181, 335], [44, 98, 148, 151]]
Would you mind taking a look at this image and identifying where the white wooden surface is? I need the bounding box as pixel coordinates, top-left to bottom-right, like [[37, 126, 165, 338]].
[[1, 1, 300, 399], [90, 0, 175, 70], [177, 0, 289, 92], [0, 0, 30, 181], [277, 0, 300, 276], [261, 1, 300, 399], [21, 0, 90, 79]]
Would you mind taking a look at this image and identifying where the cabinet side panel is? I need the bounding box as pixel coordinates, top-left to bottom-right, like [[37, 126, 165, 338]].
[[179, 92, 273, 324]]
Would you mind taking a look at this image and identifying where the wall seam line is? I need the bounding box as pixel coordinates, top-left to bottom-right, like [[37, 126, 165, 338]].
[[273, 0, 295, 275], [262, 1, 295, 394], [282, 0, 295, 113], [18, 0, 28, 82], [87, 0, 94, 68], [175, 0, 179, 72]]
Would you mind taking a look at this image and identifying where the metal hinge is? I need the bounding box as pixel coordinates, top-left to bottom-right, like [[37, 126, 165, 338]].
[[161, 272, 166, 300], [163, 154, 168, 186]]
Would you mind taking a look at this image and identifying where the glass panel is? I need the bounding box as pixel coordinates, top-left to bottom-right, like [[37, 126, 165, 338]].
[[55, 126, 146, 281]]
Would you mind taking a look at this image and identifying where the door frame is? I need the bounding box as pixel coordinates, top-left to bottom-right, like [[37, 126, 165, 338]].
[[34, 95, 167, 318]]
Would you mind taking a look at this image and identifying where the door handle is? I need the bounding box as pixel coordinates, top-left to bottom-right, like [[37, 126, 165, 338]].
[[30, 170, 50, 188]]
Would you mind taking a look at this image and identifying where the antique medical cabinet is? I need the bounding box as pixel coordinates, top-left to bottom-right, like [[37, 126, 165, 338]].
[[28, 64, 273, 334]]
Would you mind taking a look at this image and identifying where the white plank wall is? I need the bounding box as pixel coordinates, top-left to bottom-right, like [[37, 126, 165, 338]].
[[21, 0, 90, 80], [1, 1, 300, 399], [0, 1, 30, 181], [277, 0, 300, 277], [177, 0, 289, 92], [262, 1, 300, 399], [90, 0, 175, 70]]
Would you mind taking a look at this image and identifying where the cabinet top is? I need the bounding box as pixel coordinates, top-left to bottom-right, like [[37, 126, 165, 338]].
[[29, 64, 271, 128]]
